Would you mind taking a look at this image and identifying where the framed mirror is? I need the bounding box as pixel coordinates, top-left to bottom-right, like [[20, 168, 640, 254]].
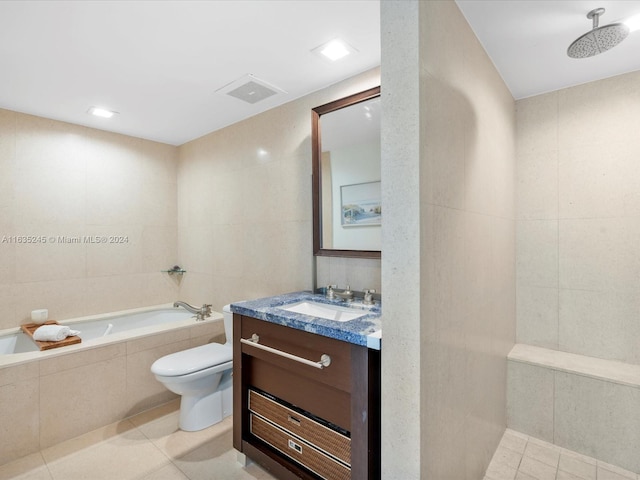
[[312, 86, 381, 258]]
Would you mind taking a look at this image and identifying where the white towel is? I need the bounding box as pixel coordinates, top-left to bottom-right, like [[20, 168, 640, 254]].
[[33, 325, 79, 342]]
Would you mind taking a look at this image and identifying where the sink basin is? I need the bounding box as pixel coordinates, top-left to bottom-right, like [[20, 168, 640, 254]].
[[278, 301, 366, 322]]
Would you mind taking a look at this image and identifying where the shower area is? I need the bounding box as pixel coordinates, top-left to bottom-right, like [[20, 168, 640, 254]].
[[508, 68, 640, 473]]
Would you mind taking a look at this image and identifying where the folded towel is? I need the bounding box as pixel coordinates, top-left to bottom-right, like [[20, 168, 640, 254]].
[[33, 325, 78, 342]]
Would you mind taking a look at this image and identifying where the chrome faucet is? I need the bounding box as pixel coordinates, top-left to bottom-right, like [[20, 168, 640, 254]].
[[173, 301, 212, 321], [334, 285, 354, 302]]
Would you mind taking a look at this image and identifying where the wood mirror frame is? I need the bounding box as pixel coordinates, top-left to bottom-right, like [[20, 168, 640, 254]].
[[312, 86, 381, 259]]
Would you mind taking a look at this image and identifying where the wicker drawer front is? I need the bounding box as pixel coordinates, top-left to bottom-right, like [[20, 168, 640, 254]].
[[249, 389, 351, 465], [250, 414, 350, 480]]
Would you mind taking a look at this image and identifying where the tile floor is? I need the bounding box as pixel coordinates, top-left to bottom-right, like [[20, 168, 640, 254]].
[[2, 405, 638, 480], [485, 429, 640, 480], [0, 399, 275, 480]]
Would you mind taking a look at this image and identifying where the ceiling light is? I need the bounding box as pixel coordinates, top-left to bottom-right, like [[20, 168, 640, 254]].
[[625, 13, 640, 32], [312, 39, 357, 61], [87, 106, 118, 118]]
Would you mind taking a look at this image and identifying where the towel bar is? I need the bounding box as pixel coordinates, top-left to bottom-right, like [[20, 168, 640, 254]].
[[240, 334, 332, 369]]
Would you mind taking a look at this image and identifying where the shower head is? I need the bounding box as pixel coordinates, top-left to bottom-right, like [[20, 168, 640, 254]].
[[567, 8, 629, 58]]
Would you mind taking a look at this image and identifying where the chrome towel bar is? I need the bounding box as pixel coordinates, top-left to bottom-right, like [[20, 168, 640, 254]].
[[240, 333, 332, 369]]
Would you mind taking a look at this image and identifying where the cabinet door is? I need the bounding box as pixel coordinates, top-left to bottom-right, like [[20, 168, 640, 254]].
[[239, 315, 352, 430]]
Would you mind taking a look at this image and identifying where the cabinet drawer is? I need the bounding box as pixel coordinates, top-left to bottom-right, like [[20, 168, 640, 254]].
[[239, 316, 351, 393], [250, 414, 351, 480], [249, 389, 351, 465]]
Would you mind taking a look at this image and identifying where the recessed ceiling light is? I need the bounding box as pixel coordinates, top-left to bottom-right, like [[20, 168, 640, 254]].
[[625, 13, 640, 32], [87, 106, 118, 118], [312, 39, 357, 62]]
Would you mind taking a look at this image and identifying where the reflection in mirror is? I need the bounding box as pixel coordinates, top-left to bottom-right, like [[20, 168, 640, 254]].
[[312, 87, 381, 258]]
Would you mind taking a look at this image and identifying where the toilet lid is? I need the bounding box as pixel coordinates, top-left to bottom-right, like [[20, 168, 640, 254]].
[[151, 343, 232, 377]]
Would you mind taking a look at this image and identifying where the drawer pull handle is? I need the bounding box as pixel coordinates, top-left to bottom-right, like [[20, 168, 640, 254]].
[[288, 439, 303, 454], [287, 415, 301, 426], [240, 334, 332, 369]]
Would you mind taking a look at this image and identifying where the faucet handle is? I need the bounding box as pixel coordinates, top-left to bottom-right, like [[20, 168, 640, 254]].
[[363, 289, 376, 305], [325, 285, 336, 299]]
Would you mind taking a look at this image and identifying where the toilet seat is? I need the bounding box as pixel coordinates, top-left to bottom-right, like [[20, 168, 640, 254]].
[[151, 343, 232, 377]]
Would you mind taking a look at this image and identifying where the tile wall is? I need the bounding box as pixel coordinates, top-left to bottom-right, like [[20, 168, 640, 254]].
[[381, 1, 516, 478], [419, 2, 516, 478], [508, 359, 640, 473], [0, 109, 179, 330], [512, 64, 640, 475], [516, 70, 640, 364], [176, 69, 381, 311]]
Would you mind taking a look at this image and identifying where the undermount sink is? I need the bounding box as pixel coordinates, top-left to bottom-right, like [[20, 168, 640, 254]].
[[278, 301, 366, 322]]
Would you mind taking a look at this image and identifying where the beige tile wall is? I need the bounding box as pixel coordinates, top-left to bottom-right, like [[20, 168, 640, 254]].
[[516, 70, 640, 364], [0, 320, 224, 466], [381, 1, 516, 478], [420, 2, 516, 478], [507, 358, 640, 473], [176, 69, 381, 311], [0, 109, 180, 330]]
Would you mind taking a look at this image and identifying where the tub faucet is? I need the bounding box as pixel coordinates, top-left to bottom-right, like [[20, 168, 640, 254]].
[[173, 301, 212, 321]]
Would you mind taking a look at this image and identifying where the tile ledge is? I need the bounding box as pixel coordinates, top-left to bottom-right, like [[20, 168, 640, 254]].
[[508, 344, 640, 389]]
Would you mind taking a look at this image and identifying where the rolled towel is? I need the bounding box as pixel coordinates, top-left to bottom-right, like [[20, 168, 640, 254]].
[[33, 325, 72, 342]]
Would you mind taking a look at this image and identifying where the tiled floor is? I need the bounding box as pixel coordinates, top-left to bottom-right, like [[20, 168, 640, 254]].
[[485, 429, 640, 480], [3, 407, 638, 480], [0, 399, 275, 480]]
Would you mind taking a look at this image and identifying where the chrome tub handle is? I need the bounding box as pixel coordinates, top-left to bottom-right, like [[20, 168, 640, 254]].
[[240, 334, 332, 369]]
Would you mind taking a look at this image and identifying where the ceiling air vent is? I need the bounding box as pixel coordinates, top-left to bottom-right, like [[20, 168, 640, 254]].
[[216, 74, 286, 104]]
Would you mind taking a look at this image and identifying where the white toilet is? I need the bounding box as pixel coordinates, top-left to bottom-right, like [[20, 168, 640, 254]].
[[151, 304, 233, 431]]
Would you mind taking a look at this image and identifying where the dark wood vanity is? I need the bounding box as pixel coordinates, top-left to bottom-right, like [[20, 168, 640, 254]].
[[233, 313, 381, 479]]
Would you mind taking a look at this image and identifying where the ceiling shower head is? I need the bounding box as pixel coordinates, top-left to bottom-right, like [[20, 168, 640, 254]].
[[567, 8, 629, 58]]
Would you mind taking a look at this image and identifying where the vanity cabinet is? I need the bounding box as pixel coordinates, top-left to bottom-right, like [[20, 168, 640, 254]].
[[233, 314, 380, 480]]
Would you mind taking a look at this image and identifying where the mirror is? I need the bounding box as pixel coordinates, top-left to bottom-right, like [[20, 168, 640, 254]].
[[312, 86, 381, 258]]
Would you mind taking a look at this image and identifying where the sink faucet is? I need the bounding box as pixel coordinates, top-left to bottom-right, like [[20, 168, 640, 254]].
[[334, 285, 354, 302], [173, 301, 212, 321]]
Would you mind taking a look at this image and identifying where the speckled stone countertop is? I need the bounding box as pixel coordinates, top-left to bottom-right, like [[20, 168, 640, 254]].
[[230, 291, 382, 350]]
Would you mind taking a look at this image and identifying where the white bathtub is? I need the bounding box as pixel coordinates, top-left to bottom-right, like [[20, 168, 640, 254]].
[[0, 305, 223, 365], [0, 304, 225, 464]]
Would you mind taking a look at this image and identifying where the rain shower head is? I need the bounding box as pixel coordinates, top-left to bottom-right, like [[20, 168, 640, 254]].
[[567, 8, 629, 58]]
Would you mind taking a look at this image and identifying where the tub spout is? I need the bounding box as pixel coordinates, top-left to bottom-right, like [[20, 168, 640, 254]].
[[102, 323, 114, 336], [173, 301, 212, 321]]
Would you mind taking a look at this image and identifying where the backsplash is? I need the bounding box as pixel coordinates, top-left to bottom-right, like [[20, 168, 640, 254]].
[[315, 256, 381, 294]]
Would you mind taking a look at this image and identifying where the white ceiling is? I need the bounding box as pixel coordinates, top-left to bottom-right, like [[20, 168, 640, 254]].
[[0, 1, 380, 146], [456, 0, 640, 99], [2, 1, 640, 146]]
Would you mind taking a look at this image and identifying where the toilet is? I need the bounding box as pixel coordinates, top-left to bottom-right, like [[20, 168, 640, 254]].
[[151, 304, 233, 431]]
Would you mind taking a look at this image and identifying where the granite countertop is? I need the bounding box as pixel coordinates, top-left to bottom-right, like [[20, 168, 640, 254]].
[[230, 291, 382, 350]]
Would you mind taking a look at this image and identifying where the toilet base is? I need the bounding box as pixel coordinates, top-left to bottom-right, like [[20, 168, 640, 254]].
[[178, 372, 233, 431]]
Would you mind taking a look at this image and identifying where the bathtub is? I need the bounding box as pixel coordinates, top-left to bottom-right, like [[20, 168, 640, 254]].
[[0, 304, 225, 465], [0, 304, 223, 365]]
